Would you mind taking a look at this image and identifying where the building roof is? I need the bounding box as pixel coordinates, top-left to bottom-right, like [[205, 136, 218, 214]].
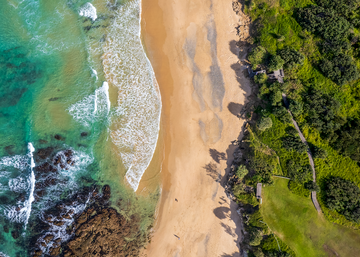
[[256, 183, 262, 199]]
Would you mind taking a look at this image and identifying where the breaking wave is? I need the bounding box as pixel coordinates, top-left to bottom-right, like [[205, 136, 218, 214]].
[[103, 0, 161, 191]]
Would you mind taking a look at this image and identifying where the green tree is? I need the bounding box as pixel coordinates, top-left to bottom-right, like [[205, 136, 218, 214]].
[[325, 177, 360, 222], [254, 73, 268, 84], [249, 228, 262, 246], [319, 54, 359, 85], [305, 181, 320, 192], [278, 48, 305, 68], [258, 116, 273, 131], [248, 46, 267, 69], [282, 136, 307, 153], [268, 55, 285, 72], [273, 107, 292, 123], [312, 146, 328, 159], [253, 248, 265, 257], [289, 99, 303, 117], [287, 161, 311, 183], [236, 165, 249, 180]]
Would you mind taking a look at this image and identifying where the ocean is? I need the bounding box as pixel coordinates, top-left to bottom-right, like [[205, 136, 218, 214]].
[[0, 0, 161, 255]]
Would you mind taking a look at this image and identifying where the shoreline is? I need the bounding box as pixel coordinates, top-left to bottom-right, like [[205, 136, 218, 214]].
[[141, 0, 252, 256]]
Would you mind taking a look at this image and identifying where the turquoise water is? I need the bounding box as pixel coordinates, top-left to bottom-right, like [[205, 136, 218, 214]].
[[0, 0, 161, 256]]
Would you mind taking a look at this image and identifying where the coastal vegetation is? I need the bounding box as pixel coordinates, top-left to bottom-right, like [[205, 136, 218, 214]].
[[228, 0, 360, 255]]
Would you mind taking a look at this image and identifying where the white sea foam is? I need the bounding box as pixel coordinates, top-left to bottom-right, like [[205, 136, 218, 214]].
[[68, 82, 111, 127], [0, 252, 10, 257], [79, 3, 97, 21], [91, 68, 98, 81], [102, 0, 161, 191], [9, 177, 29, 192], [23, 142, 35, 227]]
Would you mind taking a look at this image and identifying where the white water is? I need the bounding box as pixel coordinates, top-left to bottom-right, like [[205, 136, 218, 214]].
[[24, 142, 35, 227], [68, 81, 111, 126], [79, 2, 97, 21], [102, 0, 161, 191]]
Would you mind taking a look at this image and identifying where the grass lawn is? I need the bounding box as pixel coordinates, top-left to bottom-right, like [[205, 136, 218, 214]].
[[261, 178, 360, 257]]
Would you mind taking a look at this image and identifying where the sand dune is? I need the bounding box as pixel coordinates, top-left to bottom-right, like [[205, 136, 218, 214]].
[[141, 0, 251, 256]]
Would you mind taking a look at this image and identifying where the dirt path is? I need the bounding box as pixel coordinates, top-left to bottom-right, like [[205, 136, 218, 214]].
[[282, 93, 321, 213]]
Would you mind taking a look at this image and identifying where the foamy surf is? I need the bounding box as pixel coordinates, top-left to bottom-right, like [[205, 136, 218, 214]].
[[102, 0, 161, 191], [68, 81, 111, 127], [79, 2, 97, 21]]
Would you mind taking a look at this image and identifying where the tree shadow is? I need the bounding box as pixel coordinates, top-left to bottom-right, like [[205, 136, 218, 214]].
[[227, 102, 244, 117], [213, 206, 230, 219], [220, 252, 241, 257], [209, 148, 226, 163], [203, 162, 222, 182], [221, 222, 235, 237]]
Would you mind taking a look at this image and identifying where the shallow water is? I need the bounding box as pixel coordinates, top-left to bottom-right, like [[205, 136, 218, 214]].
[[0, 0, 161, 255]]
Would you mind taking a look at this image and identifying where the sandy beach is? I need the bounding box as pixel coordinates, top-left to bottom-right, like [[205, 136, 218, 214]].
[[141, 0, 251, 256]]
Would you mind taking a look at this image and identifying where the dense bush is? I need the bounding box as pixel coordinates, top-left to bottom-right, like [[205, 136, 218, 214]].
[[311, 146, 328, 159], [303, 89, 342, 137], [288, 180, 310, 197], [296, 6, 351, 42], [268, 55, 285, 72], [254, 73, 268, 84], [278, 48, 305, 68], [250, 158, 274, 184], [319, 54, 359, 85], [273, 107, 292, 123], [282, 136, 307, 153], [315, 0, 360, 22], [249, 46, 267, 69], [258, 117, 273, 131], [249, 228, 262, 246], [287, 160, 311, 183], [325, 177, 360, 223], [304, 181, 320, 192], [236, 165, 249, 180], [288, 99, 303, 117], [331, 119, 360, 163]]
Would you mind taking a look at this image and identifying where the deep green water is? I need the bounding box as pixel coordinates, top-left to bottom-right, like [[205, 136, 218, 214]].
[[0, 0, 161, 256]]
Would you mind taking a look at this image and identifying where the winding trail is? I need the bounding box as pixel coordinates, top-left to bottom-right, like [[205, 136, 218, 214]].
[[282, 93, 322, 213]]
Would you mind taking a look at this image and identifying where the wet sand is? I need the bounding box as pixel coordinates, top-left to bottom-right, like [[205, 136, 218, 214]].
[[141, 0, 251, 256]]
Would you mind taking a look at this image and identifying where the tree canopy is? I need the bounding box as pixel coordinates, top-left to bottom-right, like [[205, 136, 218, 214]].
[[325, 177, 360, 223]]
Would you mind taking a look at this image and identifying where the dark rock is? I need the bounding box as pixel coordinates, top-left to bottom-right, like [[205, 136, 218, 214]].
[[81, 132, 88, 137], [102, 185, 111, 201], [3, 225, 9, 233], [36, 147, 54, 160], [4, 145, 15, 155], [43, 234, 54, 243], [39, 139, 48, 144], [11, 230, 19, 239], [48, 97, 60, 101], [53, 220, 65, 226], [54, 134, 63, 140]]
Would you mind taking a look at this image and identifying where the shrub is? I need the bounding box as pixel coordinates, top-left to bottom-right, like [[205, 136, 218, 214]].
[[278, 48, 305, 68], [288, 100, 303, 117], [288, 180, 310, 197], [233, 183, 246, 196], [254, 73, 268, 84], [312, 146, 328, 159], [268, 55, 285, 72], [287, 161, 311, 183], [304, 181, 320, 192], [273, 107, 292, 123], [319, 54, 359, 85], [249, 228, 262, 246], [270, 90, 283, 106], [325, 177, 360, 223], [248, 46, 267, 69], [253, 248, 265, 257], [258, 117, 273, 131], [236, 165, 249, 180], [282, 136, 307, 153]]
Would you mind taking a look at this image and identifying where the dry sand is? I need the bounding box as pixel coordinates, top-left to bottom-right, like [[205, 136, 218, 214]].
[[141, 0, 251, 256]]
